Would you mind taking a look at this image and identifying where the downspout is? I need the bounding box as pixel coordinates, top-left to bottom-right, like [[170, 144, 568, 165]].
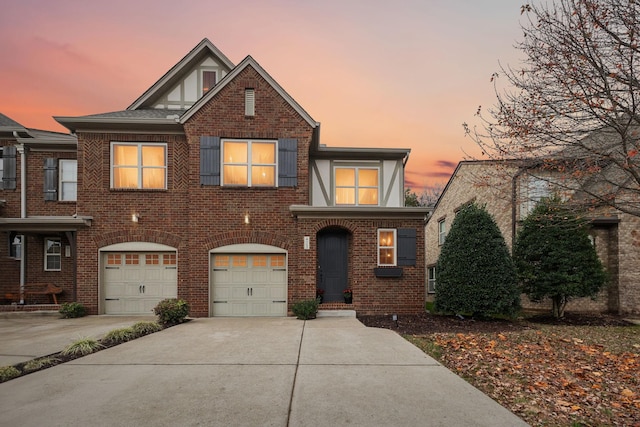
[[511, 167, 526, 250], [15, 139, 27, 304]]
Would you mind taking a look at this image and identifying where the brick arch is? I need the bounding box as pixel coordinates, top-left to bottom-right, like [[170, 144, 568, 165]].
[[94, 229, 183, 250], [202, 230, 291, 252], [312, 219, 357, 235]]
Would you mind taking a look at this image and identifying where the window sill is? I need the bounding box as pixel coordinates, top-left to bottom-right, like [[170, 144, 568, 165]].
[[110, 188, 168, 192], [373, 267, 403, 278]]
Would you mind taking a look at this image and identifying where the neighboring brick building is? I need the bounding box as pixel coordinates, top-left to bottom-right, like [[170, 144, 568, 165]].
[[1, 39, 429, 316], [426, 160, 640, 315]]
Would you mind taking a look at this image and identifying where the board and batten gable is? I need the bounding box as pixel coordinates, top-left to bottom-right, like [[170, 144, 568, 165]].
[[153, 56, 231, 109], [310, 158, 406, 207]]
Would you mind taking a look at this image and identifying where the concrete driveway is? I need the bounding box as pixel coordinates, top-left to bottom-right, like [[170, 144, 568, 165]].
[[0, 315, 528, 427]]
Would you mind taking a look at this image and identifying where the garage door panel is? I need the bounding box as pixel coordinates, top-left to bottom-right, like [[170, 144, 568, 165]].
[[103, 251, 177, 315], [211, 253, 287, 317]]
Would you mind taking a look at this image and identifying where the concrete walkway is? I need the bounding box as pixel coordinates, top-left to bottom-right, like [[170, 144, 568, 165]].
[[0, 316, 528, 427]]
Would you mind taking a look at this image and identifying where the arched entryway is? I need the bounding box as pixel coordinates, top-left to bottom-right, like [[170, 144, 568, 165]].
[[317, 228, 350, 303]]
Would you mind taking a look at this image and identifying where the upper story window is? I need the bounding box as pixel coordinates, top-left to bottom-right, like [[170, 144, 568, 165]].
[[59, 160, 77, 201], [520, 175, 551, 218], [438, 218, 446, 245], [44, 238, 61, 271], [202, 70, 217, 94], [222, 140, 276, 186], [428, 266, 437, 293], [335, 167, 379, 205], [111, 143, 167, 189], [378, 229, 397, 266]]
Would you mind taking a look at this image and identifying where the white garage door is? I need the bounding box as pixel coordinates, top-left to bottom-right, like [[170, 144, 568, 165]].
[[103, 252, 177, 315], [211, 254, 287, 316]]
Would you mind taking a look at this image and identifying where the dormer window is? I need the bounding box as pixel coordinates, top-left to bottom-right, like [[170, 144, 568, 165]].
[[335, 167, 379, 205], [202, 71, 217, 94]]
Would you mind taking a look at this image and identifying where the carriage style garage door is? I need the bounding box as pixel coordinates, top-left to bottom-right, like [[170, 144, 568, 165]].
[[103, 252, 177, 315], [211, 253, 287, 316]]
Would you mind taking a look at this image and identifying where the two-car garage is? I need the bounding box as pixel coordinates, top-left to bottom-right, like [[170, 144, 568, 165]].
[[101, 243, 287, 316]]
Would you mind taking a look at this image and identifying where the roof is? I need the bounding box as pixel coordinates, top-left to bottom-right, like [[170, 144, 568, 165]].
[[180, 55, 318, 128], [0, 113, 29, 137], [0, 216, 92, 232], [311, 146, 410, 160]]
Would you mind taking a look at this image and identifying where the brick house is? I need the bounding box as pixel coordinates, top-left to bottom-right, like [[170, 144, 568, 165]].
[[1, 39, 429, 316], [426, 160, 639, 315]]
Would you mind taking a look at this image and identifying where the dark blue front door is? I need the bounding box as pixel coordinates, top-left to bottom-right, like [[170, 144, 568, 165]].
[[317, 229, 349, 302]]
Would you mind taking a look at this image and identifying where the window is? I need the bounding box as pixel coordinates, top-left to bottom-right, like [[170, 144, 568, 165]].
[[44, 238, 61, 271], [202, 71, 217, 94], [378, 229, 397, 266], [438, 219, 446, 245], [222, 140, 276, 186], [111, 143, 167, 189], [335, 167, 379, 205], [428, 266, 436, 293], [59, 159, 77, 201], [9, 233, 22, 259], [245, 88, 255, 116], [520, 176, 551, 217]]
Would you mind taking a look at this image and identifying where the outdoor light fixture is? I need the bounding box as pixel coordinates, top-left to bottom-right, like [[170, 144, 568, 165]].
[[132, 213, 140, 223], [244, 214, 250, 224]]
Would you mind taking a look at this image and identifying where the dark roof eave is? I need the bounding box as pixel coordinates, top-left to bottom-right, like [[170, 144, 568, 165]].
[[311, 146, 410, 160], [54, 117, 185, 134], [0, 216, 93, 232], [289, 205, 431, 220]]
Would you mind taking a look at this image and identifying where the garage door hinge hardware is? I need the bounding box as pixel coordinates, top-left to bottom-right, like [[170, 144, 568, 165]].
[[213, 301, 228, 303], [213, 268, 228, 271], [247, 287, 253, 296], [105, 298, 120, 301], [273, 268, 286, 271], [165, 266, 177, 270], [139, 285, 146, 293], [273, 300, 286, 303], [105, 266, 119, 270]]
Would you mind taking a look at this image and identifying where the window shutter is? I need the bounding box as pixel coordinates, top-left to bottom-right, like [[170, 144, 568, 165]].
[[397, 228, 416, 266], [200, 136, 220, 186], [2, 146, 17, 190], [278, 138, 297, 187], [43, 158, 58, 201]]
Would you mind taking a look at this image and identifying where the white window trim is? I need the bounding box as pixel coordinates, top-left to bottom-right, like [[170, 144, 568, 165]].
[[334, 166, 380, 206], [438, 219, 446, 245], [201, 69, 217, 95], [221, 139, 278, 187], [59, 159, 77, 201], [377, 228, 397, 266], [110, 142, 167, 190], [44, 237, 62, 271], [427, 266, 436, 293]]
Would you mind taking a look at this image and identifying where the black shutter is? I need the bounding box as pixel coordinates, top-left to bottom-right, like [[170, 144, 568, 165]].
[[397, 228, 417, 266], [200, 136, 220, 186], [43, 158, 58, 201], [278, 138, 297, 187], [2, 146, 17, 190]]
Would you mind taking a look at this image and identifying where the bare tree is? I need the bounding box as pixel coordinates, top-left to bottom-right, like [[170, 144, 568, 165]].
[[464, 0, 640, 217]]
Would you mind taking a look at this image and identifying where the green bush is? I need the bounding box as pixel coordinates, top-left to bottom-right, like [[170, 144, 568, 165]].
[[131, 321, 163, 336], [59, 302, 87, 318], [435, 203, 521, 318], [0, 366, 21, 382], [514, 196, 607, 318], [292, 299, 319, 320], [103, 327, 136, 344], [153, 298, 190, 326], [62, 337, 103, 357]]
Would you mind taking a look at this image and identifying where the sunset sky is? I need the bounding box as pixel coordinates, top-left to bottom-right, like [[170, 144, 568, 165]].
[[0, 0, 524, 192]]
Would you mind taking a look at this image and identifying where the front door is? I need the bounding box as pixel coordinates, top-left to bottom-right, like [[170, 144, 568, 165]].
[[317, 229, 349, 302]]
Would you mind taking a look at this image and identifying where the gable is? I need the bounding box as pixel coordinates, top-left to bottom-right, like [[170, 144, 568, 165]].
[[128, 39, 234, 111]]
